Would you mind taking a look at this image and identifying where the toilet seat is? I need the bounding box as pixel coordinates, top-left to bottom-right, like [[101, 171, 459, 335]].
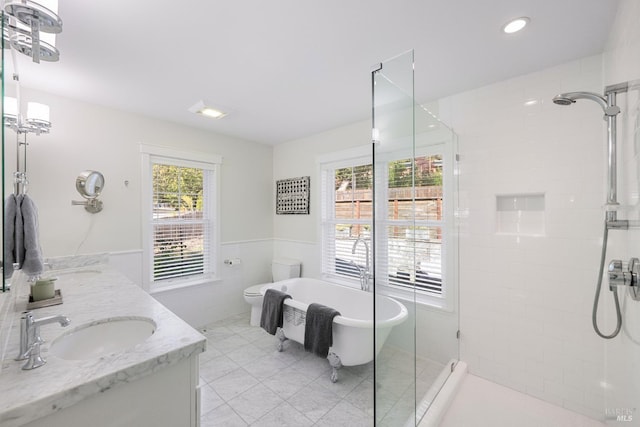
[[244, 283, 266, 296]]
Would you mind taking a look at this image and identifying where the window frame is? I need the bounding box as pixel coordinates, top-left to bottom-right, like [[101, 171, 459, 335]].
[[140, 144, 222, 293], [375, 143, 454, 310], [320, 151, 373, 289], [319, 142, 456, 311], [319, 148, 373, 288]]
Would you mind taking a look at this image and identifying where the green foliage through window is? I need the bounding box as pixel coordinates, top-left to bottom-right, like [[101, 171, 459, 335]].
[[152, 163, 207, 282], [152, 164, 204, 214]]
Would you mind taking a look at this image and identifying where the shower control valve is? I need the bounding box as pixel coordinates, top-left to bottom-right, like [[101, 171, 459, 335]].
[[608, 258, 640, 300]]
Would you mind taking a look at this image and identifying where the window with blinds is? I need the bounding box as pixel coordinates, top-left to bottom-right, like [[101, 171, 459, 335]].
[[152, 163, 211, 282], [383, 155, 443, 295], [321, 152, 445, 298], [321, 161, 373, 283], [142, 154, 217, 289]]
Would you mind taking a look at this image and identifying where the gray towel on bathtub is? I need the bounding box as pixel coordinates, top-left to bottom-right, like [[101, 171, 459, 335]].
[[304, 303, 340, 357], [260, 288, 292, 335]]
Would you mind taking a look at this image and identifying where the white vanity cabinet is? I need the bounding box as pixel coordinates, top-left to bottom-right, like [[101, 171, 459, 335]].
[[23, 355, 200, 427]]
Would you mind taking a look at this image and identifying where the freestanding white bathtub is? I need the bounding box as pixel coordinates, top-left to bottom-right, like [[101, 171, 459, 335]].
[[262, 277, 408, 382]]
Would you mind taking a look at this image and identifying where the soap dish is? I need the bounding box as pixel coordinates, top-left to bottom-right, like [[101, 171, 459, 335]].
[[27, 289, 63, 310]]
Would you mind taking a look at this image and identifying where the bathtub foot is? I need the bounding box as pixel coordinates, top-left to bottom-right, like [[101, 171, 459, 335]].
[[327, 352, 342, 383], [276, 328, 287, 352]]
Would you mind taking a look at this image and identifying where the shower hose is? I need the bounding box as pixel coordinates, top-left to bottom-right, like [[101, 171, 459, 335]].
[[592, 220, 622, 339]]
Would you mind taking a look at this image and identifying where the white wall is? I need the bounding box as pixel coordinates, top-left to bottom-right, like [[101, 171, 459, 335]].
[[602, 0, 640, 424], [4, 87, 275, 327], [272, 120, 371, 275], [273, 120, 371, 241], [153, 239, 273, 327]]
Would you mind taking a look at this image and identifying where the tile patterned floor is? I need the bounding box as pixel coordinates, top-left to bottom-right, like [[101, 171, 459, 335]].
[[198, 313, 445, 427]]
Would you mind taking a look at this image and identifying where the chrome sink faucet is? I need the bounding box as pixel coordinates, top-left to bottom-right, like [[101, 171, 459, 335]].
[[16, 311, 70, 370], [352, 237, 372, 291]]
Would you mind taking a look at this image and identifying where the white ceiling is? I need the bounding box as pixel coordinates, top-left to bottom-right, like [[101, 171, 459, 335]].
[[7, 0, 620, 145]]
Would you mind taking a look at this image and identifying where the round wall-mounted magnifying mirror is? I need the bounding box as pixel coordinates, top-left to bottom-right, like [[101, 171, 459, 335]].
[[76, 170, 104, 199]]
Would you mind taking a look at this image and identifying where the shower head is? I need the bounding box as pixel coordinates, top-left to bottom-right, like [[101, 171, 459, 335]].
[[551, 95, 576, 106], [553, 91, 607, 108], [552, 91, 620, 116]]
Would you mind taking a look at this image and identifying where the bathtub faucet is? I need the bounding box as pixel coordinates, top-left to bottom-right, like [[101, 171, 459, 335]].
[[352, 237, 372, 291]]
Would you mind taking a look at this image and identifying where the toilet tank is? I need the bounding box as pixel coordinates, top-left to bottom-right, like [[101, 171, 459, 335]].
[[272, 258, 301, 282]]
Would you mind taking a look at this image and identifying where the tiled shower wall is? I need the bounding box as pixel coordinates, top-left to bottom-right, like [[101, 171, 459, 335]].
[[438, 54, 608, 419]]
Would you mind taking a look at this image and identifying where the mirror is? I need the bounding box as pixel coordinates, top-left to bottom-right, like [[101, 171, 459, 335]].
[[72, 171, 105, 214], [76, 170, 104, 199]]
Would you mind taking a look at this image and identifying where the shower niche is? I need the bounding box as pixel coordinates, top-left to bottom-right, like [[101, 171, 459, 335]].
[[495, 193, 545, 236]]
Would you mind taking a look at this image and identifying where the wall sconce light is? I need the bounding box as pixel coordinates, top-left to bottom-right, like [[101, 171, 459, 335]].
[[26, 101, 50, 127], [4, 96, 19, 122], [3, 0, 62, 63], [372, 128, 380, 143], [4, 96, 51, 135]]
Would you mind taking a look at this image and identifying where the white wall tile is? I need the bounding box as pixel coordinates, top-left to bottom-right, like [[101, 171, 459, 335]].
[[456, 53, 608, 418]]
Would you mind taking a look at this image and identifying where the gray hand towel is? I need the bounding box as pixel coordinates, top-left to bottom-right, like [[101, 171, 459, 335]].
[[260, 288, 291, 335], [3, 195, 17, 279], [19, 194, 44, 277], [14, 194, 24, 268], [304, 303, 340, 357]]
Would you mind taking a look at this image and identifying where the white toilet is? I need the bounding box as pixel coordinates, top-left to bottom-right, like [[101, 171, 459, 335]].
[[244, 258, 301, 326]]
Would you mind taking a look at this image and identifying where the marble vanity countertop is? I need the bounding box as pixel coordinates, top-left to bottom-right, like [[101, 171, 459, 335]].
[[0, 265, 206, 427]]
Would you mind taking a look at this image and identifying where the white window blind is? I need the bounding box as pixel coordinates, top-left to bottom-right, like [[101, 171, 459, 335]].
[[321, 158, 373, 285], [152, 163, 212, 282], [380, 154, 444, 296], [141, 145, 220, 291], [320, 151, 445, 298]]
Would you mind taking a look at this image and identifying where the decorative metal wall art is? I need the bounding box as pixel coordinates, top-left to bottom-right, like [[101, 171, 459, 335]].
[[276, 176, 310, 214]]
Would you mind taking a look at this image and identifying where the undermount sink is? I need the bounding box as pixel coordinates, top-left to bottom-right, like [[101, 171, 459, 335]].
[[50, 317, 156, 360]]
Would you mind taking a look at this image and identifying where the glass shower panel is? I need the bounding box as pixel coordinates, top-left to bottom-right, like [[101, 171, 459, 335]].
[[373, 50, 417, 426], [1, 14, 5, 293], [373, 50, 459, 426]]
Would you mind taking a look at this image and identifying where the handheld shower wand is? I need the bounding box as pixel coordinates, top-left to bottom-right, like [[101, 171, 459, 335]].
[[553, 86, 626, 339]]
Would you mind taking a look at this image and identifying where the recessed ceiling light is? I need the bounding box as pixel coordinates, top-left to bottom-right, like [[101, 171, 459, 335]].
[[503, 17, 530, 34], [188, 100, 228, 119], [200, 107, 226, 119]]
